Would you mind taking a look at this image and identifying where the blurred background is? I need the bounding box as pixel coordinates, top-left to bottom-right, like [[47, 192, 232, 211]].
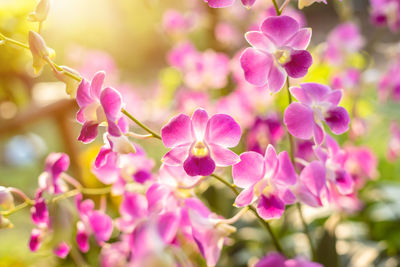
[[0, 0, 400, 266]]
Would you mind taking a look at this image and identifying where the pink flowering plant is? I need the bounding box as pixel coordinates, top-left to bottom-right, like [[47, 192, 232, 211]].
[[0, 0, 399, 266]]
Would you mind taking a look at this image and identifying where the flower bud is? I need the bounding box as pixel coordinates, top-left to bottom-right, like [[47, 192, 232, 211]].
[[241, 0, 256, 8], [0, 186, 14, 210], [28, 0, 50, 22], [0, 215, 13, 229], [28, 31, 55, 75], [53, 66, 81, 98]]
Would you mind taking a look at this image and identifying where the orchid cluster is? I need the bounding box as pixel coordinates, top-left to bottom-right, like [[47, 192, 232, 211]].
[[0, 0, 399, 266]]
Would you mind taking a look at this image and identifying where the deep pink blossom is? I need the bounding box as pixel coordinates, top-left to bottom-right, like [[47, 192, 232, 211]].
[[331, 68, 361, 91], [31, 190, 49, 228], [75, 194, 113, 252], [255, 252, 322, 267], [93, 145, 154, 194], [53, 242, 70, 259], [246, 114, 285, 154], [76, 71, 125, 143], [284, 83, 350, 145], [232, 145, 297, 219], [324, 22, 364, 65], [240, 16, 312, 92], [370, 0, 400, 32], [378, 58, 400, 102], [38, 153, 69, 194], [186, 198, 236, 266], [296, 161, 326, 207], [204, 0, 256, 8], [161, 108, 241, 176], [29, 228, 43, 252], [388, 122, 400, 162]]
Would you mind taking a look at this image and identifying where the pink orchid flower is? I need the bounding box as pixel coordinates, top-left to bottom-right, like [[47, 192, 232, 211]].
[[31, 190, 49, 228], [53, 242, 70, 259], [186, 198, 236, 267], [324, 22, 364, 65], [38, 153, 70, 194], [29, 228, 44, 252], [232, 145, 297, 220], [295, 160, 326, 207], [284, 83, 350, 145], [255, 252, 322, 267], [240, 15, 312, 92], [246, 114, 285, 154], [378, 58, 400, 102], [76, 71, 125, 143], [75, 194, 113, 252], [387, 122, 400, 162], [370, 0, 400, 32], [314, 135, 354, 196], [161, 108, 241, 176], [204, 0, 256, 8]]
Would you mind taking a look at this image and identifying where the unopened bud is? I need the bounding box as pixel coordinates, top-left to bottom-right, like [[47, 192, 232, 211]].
[[0, 215, 13, 229], [28, 0, 50, 22], [241, 0, 256, 8], [0, 186, 14, 210], [28, 31, 55, 75]]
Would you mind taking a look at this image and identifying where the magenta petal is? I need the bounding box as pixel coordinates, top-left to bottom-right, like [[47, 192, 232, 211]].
[[90, 71, 105, 99], [206, 114, 241, 147], [78, 121, 99, 143], [290, 86, 312, 105], [191, 108, 209, 140], [76, 79, 92, 107], [300, 161, 326, 197], [89, 211, 113, 243], [76, 221, 89, 253], [157, 211, 180, 243], [334, 170, 354, 195], [313, 123, 325, 145], [206, 0, 234, 8], [267, 63, 287, 92], [240, 48, 272, 86], [264, 145, 279, 176], [296, 183, 323, 207], [257, 194, 285, 220], [300, 83, 330, 101], [100, 87, 122, 122], [183, 155, 216, 176], [283, 50, 313, 78], [76, 108, 85, 124], [29, 228, 42, 252], [284, 103, 314, 140], [107, 120, 122, 137], [235, 185, 255, 207], [261, 16, 299, 46], [274, 151, 297, 185], [48, 153, 70, 178], [255, 252, 286, 267], [161, 114, 193, 147], [95, 147, 112, 168], [233, 152, 264, 188], [162, 145, 190, 166], [323, 89, 342, 106], [286, 28, 312, 50], [241, 0, 256, 8], [53, 242, 70, 259], [324, 107, 350, 135], [245, 31, 275, 53], [209, 144, 240, 167], [120, 192, 147, 219], [278, 188, 297, 204]]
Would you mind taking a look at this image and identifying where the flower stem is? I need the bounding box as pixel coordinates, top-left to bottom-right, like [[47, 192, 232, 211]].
[[296, 203, 317, 261], [121, 108, 162, 140], [271, 0, 282, 15], [210, 173, 285, 255]]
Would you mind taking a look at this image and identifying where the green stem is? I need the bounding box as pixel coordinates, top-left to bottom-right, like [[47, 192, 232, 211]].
[[210, 173, 285, 255], [121, 108, 162, 140], [271, 0, 282, 15], [0, 186, 112, 217], [296, 203, 317, 261]]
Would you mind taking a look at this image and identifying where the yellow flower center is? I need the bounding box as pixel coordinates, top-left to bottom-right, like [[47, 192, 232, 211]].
[[275, 49, 291, 65], [191, 141, 209, 157]]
